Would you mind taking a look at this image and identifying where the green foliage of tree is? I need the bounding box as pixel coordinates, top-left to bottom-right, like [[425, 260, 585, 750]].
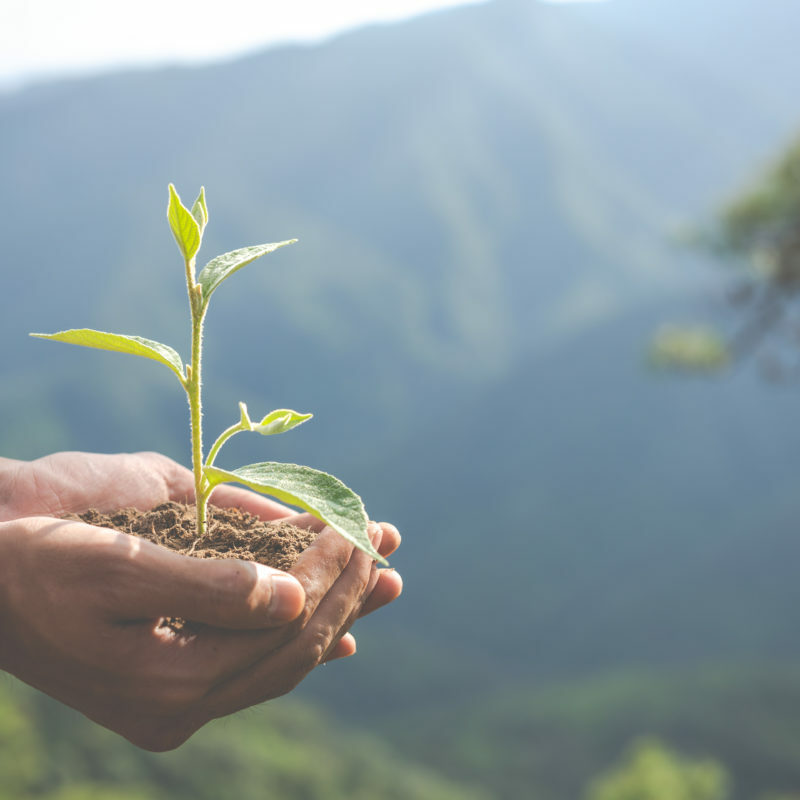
[[713, 137, 800, 285], [388, 666, 800, 800], [585, 739, 730, 800], [40, 786, 153, 800], [761, 795, 800, 800], [0, 678, 487, 800], [650, 324, 729, 370], [0, 682, 41, 799], [654, 131, 800, 372]]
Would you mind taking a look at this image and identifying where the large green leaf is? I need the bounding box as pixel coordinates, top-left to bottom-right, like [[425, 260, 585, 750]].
[[197, 240, 297, 309], [30, 329, 185, 383], [204, 462, 384, 563], [167, 183, 201, 261]]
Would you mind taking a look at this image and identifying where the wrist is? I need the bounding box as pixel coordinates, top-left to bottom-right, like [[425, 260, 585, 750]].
[[0, 457, 23, 521], [0, 519, 23, 672]]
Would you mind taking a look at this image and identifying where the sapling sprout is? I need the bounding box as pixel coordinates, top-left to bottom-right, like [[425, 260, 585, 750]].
[[31, 185, 384, 563]]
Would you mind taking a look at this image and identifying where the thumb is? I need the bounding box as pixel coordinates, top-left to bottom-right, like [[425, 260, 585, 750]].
[[118, 537, 306, 629]]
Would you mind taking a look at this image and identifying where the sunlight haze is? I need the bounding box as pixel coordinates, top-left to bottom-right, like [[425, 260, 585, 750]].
[[0, 0, 492, 89]]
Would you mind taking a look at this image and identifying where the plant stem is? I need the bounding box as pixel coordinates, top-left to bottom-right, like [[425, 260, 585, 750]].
[[186, 265, 209, 538], [205, 422, 244, 470]]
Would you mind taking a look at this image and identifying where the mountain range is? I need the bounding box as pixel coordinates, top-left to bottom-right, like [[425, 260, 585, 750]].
[[3, 0, 800, 796]]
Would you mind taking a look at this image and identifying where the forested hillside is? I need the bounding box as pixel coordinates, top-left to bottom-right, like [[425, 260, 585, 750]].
[[3, 0, 800, 797], [0, 677, 485, 800]]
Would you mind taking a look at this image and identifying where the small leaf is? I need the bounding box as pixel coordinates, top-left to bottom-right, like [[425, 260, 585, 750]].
[[191, 186, 208, 232], [204, 462, 383, 563], [167, 184, 201, 261], [30, 329, 185, 383], [197, 240, 297, 309], [244, 406, 313, 436]]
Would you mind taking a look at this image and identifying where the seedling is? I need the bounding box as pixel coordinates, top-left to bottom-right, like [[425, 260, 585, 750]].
[[31, 185, 384, 563]]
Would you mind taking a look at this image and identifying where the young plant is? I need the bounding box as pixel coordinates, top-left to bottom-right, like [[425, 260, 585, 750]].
[[31, 185, 384, 563]]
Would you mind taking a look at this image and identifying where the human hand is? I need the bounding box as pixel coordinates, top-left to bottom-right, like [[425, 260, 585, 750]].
[[0, 450, 296, 522], [0, 450, 402, 625], [0, 452, 402, 750]]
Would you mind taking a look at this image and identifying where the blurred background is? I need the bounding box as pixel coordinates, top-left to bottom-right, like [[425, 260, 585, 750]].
[[2, 0, 800, 797]]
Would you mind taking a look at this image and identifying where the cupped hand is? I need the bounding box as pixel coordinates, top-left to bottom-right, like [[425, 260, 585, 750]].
[[0, 452, 402, 750], [0, 451, 401, 622], [0, 450, 296, 521]]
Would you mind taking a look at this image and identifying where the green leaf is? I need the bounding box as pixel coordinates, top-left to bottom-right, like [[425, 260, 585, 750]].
[[197, 240, 297, 309], [191, 186, 208, 232], [650, 325, 729, 371], [30, 329, 185, 383], [239, 402, 313, 435], [204, 462, 384, 563], [167, 183, 201, 261]]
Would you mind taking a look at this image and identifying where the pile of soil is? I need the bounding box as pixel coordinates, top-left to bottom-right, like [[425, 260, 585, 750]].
[[68, 501, 317, 572]]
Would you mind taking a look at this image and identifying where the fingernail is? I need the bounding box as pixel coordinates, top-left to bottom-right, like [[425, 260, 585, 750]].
[[268, 574, 304, 622]]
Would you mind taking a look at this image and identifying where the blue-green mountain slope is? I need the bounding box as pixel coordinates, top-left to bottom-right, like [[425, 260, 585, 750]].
[[2, 1, 800, 796]]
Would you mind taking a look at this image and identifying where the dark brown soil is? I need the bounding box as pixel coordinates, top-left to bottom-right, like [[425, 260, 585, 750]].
[[67, 501, 318, 573]]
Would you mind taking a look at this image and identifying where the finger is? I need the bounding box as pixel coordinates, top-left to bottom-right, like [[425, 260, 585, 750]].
[[167, 608, 358, 708], [283, 512, 328, 533], [282, 541, 375, 669], [324, 633, 357, 661], [376, 522, 401, 558], [5, 452, 190, 520], [318, 556, 381, 662], [317, 562, 378, 663], [204, 539, 376, 717], [358, 569, 403, 618], [165, 524, 366, 684], [109, 533, 305, 628], [207, 484, 294, 521], [288, 524, 360, 624]]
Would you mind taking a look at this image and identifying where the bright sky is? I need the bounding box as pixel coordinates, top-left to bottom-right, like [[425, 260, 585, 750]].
[[0, 0, 602, 90]]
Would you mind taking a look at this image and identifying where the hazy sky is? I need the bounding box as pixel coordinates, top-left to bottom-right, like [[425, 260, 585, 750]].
[[0, 0, 602, 90], [0, 1, 483, 89]]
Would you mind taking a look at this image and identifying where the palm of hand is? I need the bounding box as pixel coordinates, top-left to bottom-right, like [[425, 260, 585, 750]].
[[0, 450, 292, 522]]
